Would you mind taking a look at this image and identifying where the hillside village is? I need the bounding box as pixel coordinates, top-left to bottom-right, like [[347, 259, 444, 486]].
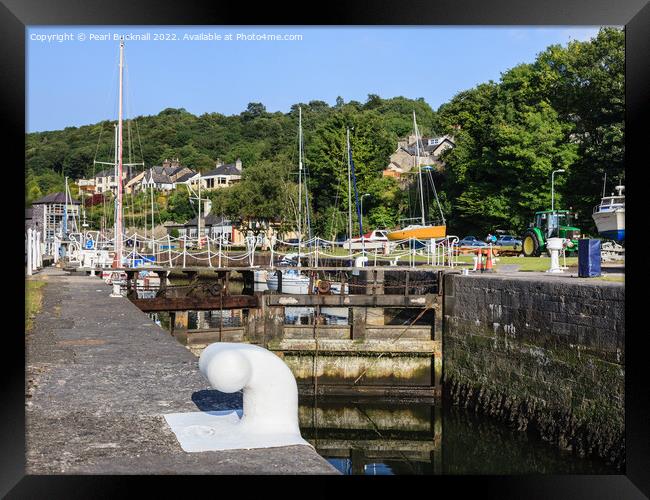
[[27, 134, 456, 247]]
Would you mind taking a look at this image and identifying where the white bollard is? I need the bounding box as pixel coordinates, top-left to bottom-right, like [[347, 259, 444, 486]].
[[39, 232, 44, 268], [32, 231, 38, 271], [162, 343, 309, 452], [26, 229, 33, 276], [198, 343, 301, 434], [35, 231, 41, 271], [110, 280, 122, 297], [352, 256, 368, 276], [546, 238, 564, 273]]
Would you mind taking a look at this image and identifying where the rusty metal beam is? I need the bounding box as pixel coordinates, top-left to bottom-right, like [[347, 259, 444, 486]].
[[129, 294, 258, 312]]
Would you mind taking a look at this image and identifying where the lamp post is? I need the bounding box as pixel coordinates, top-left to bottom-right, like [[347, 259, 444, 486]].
[[551, 169, 565, 211], [360, 193, 371, 233]]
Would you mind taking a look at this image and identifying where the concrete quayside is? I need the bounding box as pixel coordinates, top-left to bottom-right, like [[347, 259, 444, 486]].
[[25, 268, 338, 474]]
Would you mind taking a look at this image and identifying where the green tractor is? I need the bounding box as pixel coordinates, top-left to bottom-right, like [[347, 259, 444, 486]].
[[521, 210, 581, 257]]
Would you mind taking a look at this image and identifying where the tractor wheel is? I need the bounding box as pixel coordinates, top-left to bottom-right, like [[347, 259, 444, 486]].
[[522, 231, 540, 257]]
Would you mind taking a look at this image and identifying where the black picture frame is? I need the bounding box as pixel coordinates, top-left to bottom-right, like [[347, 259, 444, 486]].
[[5, 0, 647, 497]]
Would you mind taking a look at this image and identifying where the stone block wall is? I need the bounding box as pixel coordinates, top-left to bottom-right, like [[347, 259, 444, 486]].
[[442, 273, 625, 469]]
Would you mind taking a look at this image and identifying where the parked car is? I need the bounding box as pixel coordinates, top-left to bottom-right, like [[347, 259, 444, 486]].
[[495, 235, 522, 248], [456, 236, 487, 247]]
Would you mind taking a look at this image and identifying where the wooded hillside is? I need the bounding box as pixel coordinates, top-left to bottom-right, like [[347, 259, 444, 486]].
[[26, 28, 623, 238]]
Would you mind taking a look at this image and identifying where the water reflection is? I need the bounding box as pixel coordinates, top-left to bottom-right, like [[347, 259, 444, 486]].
[[285, 307, 349, 325], [299, 399, 618, 475]]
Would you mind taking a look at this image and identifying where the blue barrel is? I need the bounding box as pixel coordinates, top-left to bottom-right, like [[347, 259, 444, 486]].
[[578, 239, 601, 277]]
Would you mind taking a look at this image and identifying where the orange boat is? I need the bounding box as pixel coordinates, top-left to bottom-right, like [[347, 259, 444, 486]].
[[387, 224, 446, 241]]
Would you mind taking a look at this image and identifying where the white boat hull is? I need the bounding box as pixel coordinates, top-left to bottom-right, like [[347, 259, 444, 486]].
[[342, 241, 388, 250], [592, 209, 625, 241]]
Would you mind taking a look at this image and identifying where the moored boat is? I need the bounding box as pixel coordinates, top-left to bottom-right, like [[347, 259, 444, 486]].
[[386, 224, 446, 241], [592, 185, 625, 242], [266, 268, 311, 294], [343, 229, 389, 250]]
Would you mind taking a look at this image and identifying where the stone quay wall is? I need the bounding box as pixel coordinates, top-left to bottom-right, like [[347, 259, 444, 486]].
[[442, 273, 625, 469]]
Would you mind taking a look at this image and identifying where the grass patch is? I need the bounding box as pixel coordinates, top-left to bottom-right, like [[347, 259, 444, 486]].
[[25, 280, 45, 331], [596, 275, 625, 282], [455, 255, 580, 272]]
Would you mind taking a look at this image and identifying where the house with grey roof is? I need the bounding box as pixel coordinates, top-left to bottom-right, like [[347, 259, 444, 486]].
[[138, 158, 197, 191], [189, 158, 243, 190], [181, 214, 234, 241]]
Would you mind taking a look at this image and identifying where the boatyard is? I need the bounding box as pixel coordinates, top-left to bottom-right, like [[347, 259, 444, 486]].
[[24, 25, 627, 476]]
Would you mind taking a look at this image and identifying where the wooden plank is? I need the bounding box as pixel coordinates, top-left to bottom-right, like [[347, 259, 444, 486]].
[[365, 326, 431, 340], [272, 338, 440, 355], [283, 325, 350, 339], [183, 328, 245, 345], [298, 384, 439, 399], [266, 294, 433, 308], [129, 294, 258, 312]]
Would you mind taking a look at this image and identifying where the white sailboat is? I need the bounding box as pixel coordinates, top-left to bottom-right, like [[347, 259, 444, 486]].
[[387, 111, 446, 241], [266, 107, 311, 294]]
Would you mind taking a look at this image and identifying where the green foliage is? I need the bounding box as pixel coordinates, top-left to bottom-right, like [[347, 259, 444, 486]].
[[165, 189, 195, 223], [26, 28, 623, 238], [437, 27, 623, 235]]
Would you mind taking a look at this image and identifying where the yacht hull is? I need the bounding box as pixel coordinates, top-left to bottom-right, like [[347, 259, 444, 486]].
[[387, 225, 446, 241], [592, 210, 625, 242]]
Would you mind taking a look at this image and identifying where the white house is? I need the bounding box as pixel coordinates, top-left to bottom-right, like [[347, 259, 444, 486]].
[[190, 159, 243, 190], [138, 159, 197, 192]]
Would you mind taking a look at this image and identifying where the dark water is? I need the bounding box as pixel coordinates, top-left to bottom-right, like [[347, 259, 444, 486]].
[[299, 400, 618, 475]]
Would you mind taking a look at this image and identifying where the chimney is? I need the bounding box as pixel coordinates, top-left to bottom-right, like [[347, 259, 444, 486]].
[[235, 158, 242, 172], [408, 134, 417, 146], [171, 157, 180, 167], [216, 158, 223, 167], [162, 158, 171, 168]]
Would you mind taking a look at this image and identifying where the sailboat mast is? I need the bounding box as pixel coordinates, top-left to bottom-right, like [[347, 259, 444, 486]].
[[63, 176, 69, 237], [196, 172, 202, 248], [414, 111, 426, 225], [347, 128, 353, 260], [150, 181, 154, 249], [114, 37, 125, 266], [298, 107, 302, 265], [602, 172, 607, 198]]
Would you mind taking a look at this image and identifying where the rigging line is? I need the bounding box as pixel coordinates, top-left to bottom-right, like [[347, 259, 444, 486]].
[[329, 134, 348, 240], [92, 49, 119, 165], [348, 134, 363, 236], [428, 169, 445, 225], [124, 57, 146, 171]]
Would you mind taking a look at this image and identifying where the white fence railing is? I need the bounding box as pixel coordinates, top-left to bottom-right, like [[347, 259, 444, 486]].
[[63, 231, 462, 269]]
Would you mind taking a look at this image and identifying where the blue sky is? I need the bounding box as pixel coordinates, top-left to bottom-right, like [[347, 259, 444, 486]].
[[26, 26, 609, 132]]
